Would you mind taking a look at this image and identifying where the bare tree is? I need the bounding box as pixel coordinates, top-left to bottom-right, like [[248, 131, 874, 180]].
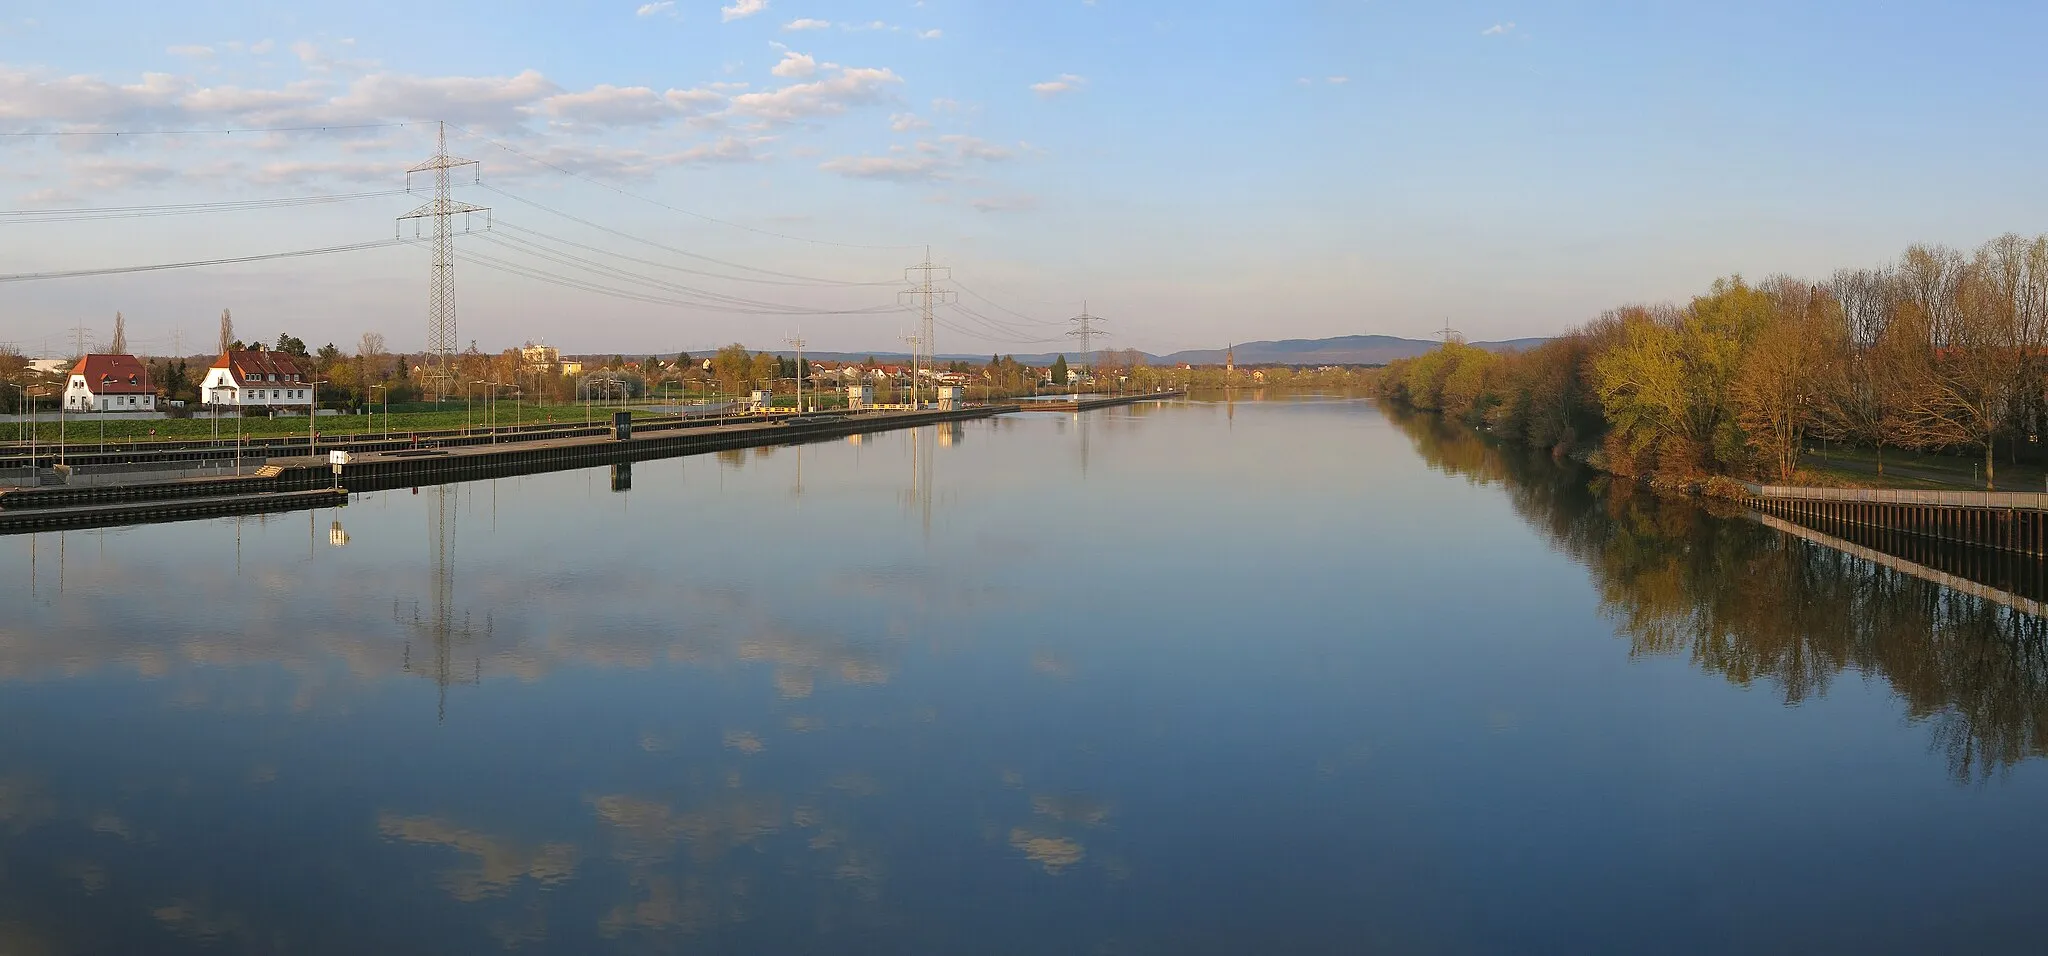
[[1815, 267, 1909, 474], [1890, 243, 2025, 488]]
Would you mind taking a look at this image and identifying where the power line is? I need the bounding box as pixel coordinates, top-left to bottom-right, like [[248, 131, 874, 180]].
[[454, 245, 896, 316], [477, 183, 892, 286], [492, 219, 895, 288], [950, 279, 1068, 326], [472, 232, 894, 314], [445, 122, 922, 251], [0, 238, 411, 283], [0, 122, 412, 137], [0, 189, 416, 223]]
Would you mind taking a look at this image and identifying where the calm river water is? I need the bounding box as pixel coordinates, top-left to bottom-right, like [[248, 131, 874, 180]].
[[4, 396, 2048, 954]]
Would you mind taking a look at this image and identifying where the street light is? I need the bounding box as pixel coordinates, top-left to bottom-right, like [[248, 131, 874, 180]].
[[370, 383, 389, 440], [308, 379, 329, 454]]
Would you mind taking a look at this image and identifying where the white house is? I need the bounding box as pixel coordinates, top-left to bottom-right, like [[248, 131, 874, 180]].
[[199, 350, 316, 411], [64, 354, 157, 411]]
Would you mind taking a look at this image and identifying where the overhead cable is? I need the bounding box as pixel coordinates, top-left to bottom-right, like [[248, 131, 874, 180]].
[[446, 122, 922, 251], [0, 239, 412, 283]]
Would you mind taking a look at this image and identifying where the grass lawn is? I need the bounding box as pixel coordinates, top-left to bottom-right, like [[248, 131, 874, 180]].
[[1798, 442, 2048, 492], [0, 403, 679, 446]]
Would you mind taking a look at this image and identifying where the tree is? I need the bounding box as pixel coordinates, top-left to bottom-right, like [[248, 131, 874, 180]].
[[1050, 355, 1069, 387], [750, 351, 778, 388], [1890, 242, 2030, 488], [711, 343, 752, 395], [276, 333, 309, 357], [1731, 278, 1837, 480]]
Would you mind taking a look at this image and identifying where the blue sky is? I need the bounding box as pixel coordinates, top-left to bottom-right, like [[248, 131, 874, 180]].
[[3, 1, 2048, 357]]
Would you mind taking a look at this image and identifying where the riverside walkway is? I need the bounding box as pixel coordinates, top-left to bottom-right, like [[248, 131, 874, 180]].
[[1743, 482, 2048, 557]]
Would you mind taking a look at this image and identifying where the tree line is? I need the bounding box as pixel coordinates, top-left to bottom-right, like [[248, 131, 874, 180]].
[[1377, 233, 2048, 489]]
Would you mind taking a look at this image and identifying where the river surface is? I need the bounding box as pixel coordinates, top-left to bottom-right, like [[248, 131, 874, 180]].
[[4, 396, 2048, 954]]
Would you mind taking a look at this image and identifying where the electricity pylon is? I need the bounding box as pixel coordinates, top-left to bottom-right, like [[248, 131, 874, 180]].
[[898, 248, 953, 408], [399, 121, 491, 401], [1067, 302, 1107, 380]]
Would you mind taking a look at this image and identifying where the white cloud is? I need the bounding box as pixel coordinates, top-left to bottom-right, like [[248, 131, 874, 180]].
[[930, 97, 961, 112], [917, 29, 942, 40], [821, 134, 1018, 183], [1326, 76, 1348, 84], [1482, 22, 1515, 36], [1030, 73, 1087, 97], [889, 112, 928, 132], [818, 154, 945, 181], [251, 159, 393, 186], [725, 65, 901, 123], [181, 82, 325, 114], [0, 68, 191, 124], [539, 84, 674, 125], [331, 69, 559, 128], [939, 133, 1011, 161], [722, 0, 768, 22], [635, 0, 675, 15], [970, 195, 1037, 213], [166, 45, 214, 58], [664, 87, 725, 112], [845, 20, 891, 31], [249, 38, 276, 55], [783, 17, 830, 30], [770, 51, 817, 78]]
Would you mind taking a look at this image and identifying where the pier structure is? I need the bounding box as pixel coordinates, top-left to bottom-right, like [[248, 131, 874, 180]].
[[1743, 484, 2048, 557]]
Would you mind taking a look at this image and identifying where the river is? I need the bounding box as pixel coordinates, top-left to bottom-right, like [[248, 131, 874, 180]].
[[3, 395, 2046, 954]]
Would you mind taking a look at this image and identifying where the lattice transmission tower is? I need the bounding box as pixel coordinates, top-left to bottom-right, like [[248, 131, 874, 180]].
[[1068, 302, 1107, 377], [399, 121, 491, 401], [899, 248, 953, 408]]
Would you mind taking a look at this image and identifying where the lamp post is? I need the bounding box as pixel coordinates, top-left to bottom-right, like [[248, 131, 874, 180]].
[[370, 383, 389, 440], [231, 385, 243, 476], [307, 379, 328, 454]]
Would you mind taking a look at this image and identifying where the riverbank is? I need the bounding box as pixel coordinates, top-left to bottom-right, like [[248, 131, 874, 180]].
[[0, 405, 1006, 533]]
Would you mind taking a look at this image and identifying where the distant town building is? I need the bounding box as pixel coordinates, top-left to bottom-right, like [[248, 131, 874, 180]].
[[64, 354, 157, 411], [199, 350, 316, 410]]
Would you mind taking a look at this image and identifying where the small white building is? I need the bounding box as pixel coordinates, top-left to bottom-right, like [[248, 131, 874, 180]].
[[846, 383, 875, 410], [750, 389, 774, 413], [199, 350, 316, 411], [937, 385, 967, 410], [64, 354, 158, 411]]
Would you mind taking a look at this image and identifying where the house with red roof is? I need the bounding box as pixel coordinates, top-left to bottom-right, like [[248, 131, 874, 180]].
[[63, 354, 157, 412], [198, 350, 316, 411]]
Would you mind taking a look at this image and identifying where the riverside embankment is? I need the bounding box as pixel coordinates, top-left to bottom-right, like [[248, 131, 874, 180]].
[[0, 405, 1008, 533]]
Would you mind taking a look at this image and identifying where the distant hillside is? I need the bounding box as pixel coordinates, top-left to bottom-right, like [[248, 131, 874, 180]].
[[1160, 335, 1546, 367], [682, 334, 1548, 368]]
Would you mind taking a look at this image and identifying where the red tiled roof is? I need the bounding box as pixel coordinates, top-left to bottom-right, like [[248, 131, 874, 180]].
[[70, 354, 152, 394], [212, 350, 309, 384]]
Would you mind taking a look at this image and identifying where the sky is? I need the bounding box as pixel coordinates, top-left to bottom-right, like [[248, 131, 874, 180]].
[[4, 0, 2048, 358]]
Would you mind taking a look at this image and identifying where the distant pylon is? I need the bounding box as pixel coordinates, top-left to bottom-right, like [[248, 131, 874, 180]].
[[399, 120, 491, 401], [1437, 319, 1463, 345], [1067, 302, 1107, 376], [218, 308, 234, 355], [110, 312, 126, 355], [898, 247, 953, 408]]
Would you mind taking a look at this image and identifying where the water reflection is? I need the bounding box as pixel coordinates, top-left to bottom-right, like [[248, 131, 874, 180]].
[[1390, 408, 2048, 781]]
